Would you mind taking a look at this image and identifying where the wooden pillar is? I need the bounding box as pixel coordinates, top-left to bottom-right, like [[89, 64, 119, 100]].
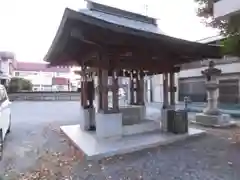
[[150, 76, 153, 102], [137, 71, 145, 105], [97, 68, 103, 112], [87, 72, 94, 108], [80, 81, 84, 107], [81, 68, 95, 109], [130, 71, 134, 105], [135, 71, 143, 105], [163, 73, 169, 108], [81, 67, 88, 108], [112, 70, 119, 112], [101, 69, 109, 113], [128, 70, 145, 105], [136, 74, 140, 104], [169, 72, 175, 107], [98, 68, 120, 113]]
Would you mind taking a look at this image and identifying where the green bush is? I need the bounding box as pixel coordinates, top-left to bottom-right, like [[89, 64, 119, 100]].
[[8, 77, 33, 92]]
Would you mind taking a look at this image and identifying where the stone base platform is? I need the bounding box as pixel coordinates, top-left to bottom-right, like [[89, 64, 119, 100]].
[[60, 125, 206, 160], [120, 105, 146, 125], [194, 113, 237, 128], [79, 108, 95, 131], [122, 120, 160, 136]]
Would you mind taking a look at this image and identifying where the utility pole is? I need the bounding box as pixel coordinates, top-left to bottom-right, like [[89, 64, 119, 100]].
[[143, 4, 148, 16]]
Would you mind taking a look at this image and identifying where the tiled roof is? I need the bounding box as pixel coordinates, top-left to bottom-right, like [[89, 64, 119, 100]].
[[16, 62, 71, 73], [79, 9, 164, 35], [0, 51, 15, 60]]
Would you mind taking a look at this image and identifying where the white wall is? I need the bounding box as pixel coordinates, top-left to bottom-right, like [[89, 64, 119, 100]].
[[151, 75, 163, 102], [26, 74, 53, 86], [151, 74, 179, 103], [15, 71, 38, 77], [1, 60, 9, 75], [14, 70, 72, 85], [179, 62, 240, 78], [0, 59, 12, 80], [54, 72, 70, 78], [14, 71, 52, 85], [149, 62, 240, 103], [52, 85, 69, 91], [214, 0, 240, 19], [14, 70, 73, 91]]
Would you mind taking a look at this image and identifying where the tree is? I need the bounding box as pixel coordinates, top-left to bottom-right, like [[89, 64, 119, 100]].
[[195, 0, 240, 56], [8, 77, 33, 92]]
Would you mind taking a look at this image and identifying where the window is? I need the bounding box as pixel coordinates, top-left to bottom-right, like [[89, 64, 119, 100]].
[[15, 72, 20, 76], [56, 72, 67, 77], [18, 72, 34, 77], [0, 87, 7, 103]]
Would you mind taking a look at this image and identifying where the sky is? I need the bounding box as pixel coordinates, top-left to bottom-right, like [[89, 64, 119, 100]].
[[0, 0, 219, 62]]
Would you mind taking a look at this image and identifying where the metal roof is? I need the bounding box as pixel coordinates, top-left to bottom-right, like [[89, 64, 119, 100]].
[[197, 35, 224, 43], [16, 62, 71, 73], [44, 2, 222, 72], [79, 9, 165, 35]]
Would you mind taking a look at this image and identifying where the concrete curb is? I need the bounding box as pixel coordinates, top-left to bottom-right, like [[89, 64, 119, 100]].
[[190, 120, 238, 129], [187, 108, 240, 118]]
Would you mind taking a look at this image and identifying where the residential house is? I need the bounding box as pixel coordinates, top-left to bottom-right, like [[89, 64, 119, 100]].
[[0, 51, 16, 86], [149, 35, 240, 105], [178, 35, 240, 104], [14, 62, 72, 91], [214, 0, 240, 19]]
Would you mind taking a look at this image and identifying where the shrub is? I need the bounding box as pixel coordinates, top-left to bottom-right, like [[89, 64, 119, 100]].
[[8, 77, 33, 92]]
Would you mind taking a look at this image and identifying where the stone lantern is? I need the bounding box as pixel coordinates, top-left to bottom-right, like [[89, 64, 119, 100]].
[[195, 60, 234, 127], [201, 60, 221, 115]]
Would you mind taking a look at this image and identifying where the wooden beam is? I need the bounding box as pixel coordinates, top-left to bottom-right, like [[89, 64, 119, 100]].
[[79, 27, 219, 60], [70, 28, 105, 48]]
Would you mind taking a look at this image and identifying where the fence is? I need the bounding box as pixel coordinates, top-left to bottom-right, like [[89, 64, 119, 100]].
[[8, 91, 81, 101]]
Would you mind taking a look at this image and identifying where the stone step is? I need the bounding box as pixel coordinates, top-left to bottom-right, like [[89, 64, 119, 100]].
[[122, 120, 160, 136]]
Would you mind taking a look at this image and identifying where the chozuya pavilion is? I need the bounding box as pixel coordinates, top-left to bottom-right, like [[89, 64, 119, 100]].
[[44, 1, 221, 159]]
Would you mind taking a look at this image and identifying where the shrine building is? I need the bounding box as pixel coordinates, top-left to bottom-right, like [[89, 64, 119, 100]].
[[44, 0, 222, 159]]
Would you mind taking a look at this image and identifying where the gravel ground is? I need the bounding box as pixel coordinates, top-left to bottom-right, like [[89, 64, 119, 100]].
[[1, 101, 240, 179]]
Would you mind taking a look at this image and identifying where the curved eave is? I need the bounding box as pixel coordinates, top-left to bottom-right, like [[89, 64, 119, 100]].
[[44, 10, 69, 63], [44, 8, 222, 64]]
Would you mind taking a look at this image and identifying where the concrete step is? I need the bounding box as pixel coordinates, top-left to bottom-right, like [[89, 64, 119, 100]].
[[122, 120, 160, 136]]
